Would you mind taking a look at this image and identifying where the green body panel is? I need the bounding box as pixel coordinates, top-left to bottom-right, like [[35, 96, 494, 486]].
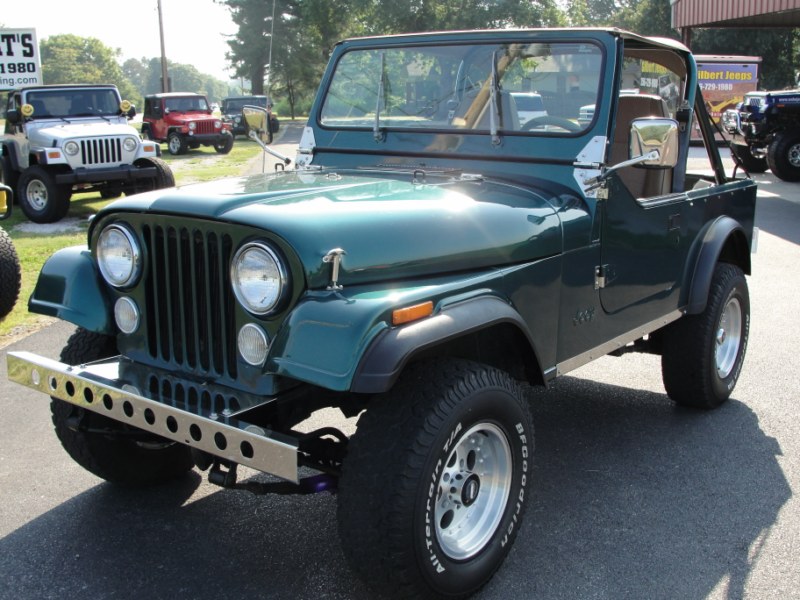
[[28, 246, 113, 334]]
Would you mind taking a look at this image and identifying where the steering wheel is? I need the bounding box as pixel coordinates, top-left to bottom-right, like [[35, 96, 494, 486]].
[[520, 115, 582, 133]]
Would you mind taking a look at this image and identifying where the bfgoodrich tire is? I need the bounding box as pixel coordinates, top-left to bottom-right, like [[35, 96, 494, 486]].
[[213, 132, 234, 154], [661, 263, 750, 409], [337, 359, 533, 599], [51, 327, 194, 486], [767, 130, 800, 182]]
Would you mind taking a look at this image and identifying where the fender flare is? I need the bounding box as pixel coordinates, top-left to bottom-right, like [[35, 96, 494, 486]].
[[351, 295, 541, 394], [28, 246, 113, 333], [686, 216, 751, 315]]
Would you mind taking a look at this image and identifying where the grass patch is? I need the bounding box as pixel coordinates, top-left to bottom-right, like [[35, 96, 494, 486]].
[[0, 137, 263, 345]]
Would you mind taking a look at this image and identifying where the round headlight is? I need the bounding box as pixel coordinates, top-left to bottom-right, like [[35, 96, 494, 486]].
[[214, 120, 222, 129], [188, 121, 196, 130], [97, 224, 141, 288], [64, 141, 80, 156], [231, 243, 286, 315], [114, 297, 140, 334], [123, 136, 138, 152], [238, 323, 270, 366]]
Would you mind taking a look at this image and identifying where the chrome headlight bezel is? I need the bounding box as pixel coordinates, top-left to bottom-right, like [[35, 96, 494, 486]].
[[96, 224, 142, 288], [230, 242, 287, 316], [123, 136, 138, 152], [63, 141, 80, 156], [188, 121, 197, 131]]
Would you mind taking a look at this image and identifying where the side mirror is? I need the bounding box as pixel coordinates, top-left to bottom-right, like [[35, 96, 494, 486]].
[[629, 118, 679, 168], [0, 183, 13, 220], [6, 109, 21, 125], [243, 105, 272, 144]]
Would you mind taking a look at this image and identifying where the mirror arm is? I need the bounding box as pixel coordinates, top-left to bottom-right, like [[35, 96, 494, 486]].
[[248, 131, 292, 166], [583, 150, 660, 190]]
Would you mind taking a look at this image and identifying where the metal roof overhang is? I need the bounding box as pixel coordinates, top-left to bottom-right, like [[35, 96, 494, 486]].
[[671, 0, 800, 28]]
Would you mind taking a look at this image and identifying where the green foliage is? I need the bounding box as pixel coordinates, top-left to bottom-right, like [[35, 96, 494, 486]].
[[40, 35, 139, 102]]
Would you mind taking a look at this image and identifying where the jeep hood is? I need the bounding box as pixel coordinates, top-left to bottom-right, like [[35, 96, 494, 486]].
[[100, 171, 564, 288], [29, 121, 138, 144]]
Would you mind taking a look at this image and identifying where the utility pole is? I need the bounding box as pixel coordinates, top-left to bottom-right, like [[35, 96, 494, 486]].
[[158, 0, 170, 92], [267, 0, 276, 94]]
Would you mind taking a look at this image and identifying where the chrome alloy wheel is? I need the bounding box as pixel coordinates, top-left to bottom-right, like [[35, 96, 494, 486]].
[[25, 179, 49, 211], [716, 296, 743, 379], [788, 142, 800, 168], [435, 422, 512, 560]]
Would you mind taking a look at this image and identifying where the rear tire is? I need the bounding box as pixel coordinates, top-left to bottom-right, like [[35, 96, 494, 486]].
[[51, 328, 194, 486], [132, 157, 175, 193], [767, 130, 800, 182], [661, 263, 749, 409], [17, 166, 71, 223], [338, 359, 533, 598]]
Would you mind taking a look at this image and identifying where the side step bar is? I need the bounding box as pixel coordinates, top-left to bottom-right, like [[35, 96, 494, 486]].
[[7, 351, 300, 483]]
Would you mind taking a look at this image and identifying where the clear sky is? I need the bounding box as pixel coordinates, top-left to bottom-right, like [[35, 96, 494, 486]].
[[2, 0, 238, 82]]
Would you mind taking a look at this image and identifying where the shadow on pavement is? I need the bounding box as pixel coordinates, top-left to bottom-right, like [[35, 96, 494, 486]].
[[0, 373, 788, 600]]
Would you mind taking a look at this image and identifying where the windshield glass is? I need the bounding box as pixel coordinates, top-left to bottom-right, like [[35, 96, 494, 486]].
[[223, 98, 268, 112], [25, 88, 121, 118], [320, 41, 603, 134], [165, 96, 209, 112]]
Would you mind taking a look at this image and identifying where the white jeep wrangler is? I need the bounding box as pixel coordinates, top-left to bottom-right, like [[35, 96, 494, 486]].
[[1, 84, 174, 223]]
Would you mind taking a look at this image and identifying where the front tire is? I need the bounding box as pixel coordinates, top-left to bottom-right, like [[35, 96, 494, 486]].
[[17, 166, 71, 223], [51, 328, 194, 486], [730, 144, 768, 173], [338, 359, 533, 598], [214, 132, 234, 154], [767, 130, 800, 181], [167, 132, 187, 155], [0, 226, 21, 319], [661, 263, 750, 409]]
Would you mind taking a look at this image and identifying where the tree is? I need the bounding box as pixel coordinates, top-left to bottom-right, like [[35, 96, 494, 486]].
[[40, 35, 139, 102]]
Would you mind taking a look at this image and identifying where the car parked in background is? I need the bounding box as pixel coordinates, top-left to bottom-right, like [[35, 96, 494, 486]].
[[221, 95, 279, 140], [510, 91, 547, 125], [141, 92, 234, 155]]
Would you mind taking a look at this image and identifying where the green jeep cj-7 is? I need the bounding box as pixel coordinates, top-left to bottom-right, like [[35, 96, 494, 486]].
[[9, 29, 757, 598]]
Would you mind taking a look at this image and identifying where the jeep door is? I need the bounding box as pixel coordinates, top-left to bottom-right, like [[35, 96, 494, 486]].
[[598, 53, 691, 322]]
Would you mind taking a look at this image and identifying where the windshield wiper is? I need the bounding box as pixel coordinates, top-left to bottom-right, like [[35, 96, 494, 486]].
[[374, 51, 385, 142]]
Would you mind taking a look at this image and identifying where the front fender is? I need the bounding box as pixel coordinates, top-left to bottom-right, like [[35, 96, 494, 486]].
[[28, 245, 113, 333]]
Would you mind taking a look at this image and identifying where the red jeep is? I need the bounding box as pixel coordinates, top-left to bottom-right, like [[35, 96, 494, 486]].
[[142, 93, 233, 155]]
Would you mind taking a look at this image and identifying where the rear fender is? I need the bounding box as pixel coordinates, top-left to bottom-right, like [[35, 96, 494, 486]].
[[28, 246, 113, 333], [686, 216, 751, 315]]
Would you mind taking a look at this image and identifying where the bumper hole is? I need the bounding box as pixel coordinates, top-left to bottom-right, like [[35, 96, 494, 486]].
[[123, 401, 134, 418], [190, 424, 202, 442], [103, 394, 113, 410], [214, 432, 227, 450], [240, 441, 254, 459], [48, 375, 57, 391], [83, 388, 94, 404], [65, 381, 75, 397], [144, 408, 155, 425], [166, 416, 178, 433]]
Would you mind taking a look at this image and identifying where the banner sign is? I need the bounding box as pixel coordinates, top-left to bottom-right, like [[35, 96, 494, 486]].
[[0, 29, 43, 90]]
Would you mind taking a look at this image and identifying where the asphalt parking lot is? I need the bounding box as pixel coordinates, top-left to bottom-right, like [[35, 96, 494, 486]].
[[0, 144, 798, 599]]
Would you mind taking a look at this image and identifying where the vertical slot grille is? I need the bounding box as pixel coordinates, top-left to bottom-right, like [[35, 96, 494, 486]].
[[80, 137, 123, 165], [143, 224, 237, 379], [194, 121, 216, 135]]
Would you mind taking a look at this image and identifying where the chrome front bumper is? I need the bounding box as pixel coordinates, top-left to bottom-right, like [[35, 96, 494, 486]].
[[7, 351, 300, 483]]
